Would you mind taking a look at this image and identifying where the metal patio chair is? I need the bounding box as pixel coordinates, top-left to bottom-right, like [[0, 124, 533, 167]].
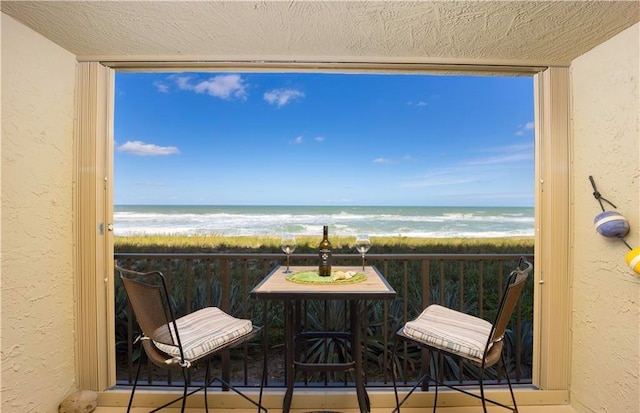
[[116, 266, 267, 413], [391, 257, 533, 413]]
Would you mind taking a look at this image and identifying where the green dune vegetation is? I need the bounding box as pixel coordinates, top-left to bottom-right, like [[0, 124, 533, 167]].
[[115, 234, 534, 254]]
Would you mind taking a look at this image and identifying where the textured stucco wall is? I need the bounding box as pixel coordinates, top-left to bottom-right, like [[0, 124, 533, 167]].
[[570, 23, 640, 413], [1, 13, 78, 412]]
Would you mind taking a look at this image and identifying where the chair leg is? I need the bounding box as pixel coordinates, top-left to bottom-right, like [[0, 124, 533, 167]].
[[181, 367, 189, 413], [398, 348, 518, 413], [208, 376, 266, 412], [431, 351, 438, 413], [146, 369, 208, 413], [502, 352, 518, 413], [478, 354, 519, 413], [126, 351, 144, 413], [258, 341, 268, 413], [479, 366, 488, 413], [391, 338, 430, 413], [391, 338, 401, 413], [432, 379, 438, 413], [204, 360, 211, 412]]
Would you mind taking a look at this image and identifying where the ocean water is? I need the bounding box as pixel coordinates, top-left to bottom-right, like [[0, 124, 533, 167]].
[[113, 205, 534, 238]]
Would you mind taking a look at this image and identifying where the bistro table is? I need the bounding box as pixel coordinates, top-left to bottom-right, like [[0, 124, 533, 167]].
[[250, 265, 396, 413]]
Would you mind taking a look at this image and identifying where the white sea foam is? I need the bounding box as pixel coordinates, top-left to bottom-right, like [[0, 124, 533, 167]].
[[113, 205, 534, 238]]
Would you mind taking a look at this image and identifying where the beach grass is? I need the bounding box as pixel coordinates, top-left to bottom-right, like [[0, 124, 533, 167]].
[[115, 234, 534, 254]]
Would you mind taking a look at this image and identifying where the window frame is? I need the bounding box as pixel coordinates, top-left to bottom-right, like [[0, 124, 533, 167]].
[[74, 62, 571, 406]]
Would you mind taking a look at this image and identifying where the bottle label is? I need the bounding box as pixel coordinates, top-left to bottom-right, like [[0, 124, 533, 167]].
[[319, 248, 332, 276], [319, 248, 331, 265]]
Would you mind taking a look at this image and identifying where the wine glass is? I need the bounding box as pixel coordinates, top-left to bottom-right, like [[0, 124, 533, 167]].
[[354, 234, 371, 272], [281, 233, 297, 274]]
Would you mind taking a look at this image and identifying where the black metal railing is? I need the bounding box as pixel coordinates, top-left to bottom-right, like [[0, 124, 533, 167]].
[[114, 253, 534, 390]]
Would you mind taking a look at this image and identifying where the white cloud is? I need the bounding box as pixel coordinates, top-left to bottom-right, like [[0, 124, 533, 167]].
[[408, 94, 439, 107], [287, 135, 323, 144], [401, 143, 534, 188], [264, 88, 305, 107], [153, 81, 169, 93], [172, 74, 247, 100], [465, 150, 533, 166], [515, 120, 535, 136], [373, 155, 417, 164], [135, 182, 167, 187], [402, 175, 478, 188], [173, 75, 193, 90], [400, 162, 490, 188], [194, 75, 247, 99], [490, 143, 533, 152], [463, 143, 533, 166], [117, 141, 180, 156]]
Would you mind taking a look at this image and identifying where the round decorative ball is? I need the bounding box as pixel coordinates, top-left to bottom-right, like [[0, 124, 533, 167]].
[[594, 211, 630, 238], [626, 248, 640, 275]]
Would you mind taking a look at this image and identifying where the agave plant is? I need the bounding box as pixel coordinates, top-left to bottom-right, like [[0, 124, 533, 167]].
[[501, 320, 534, 382], [296, 300, 354, 382]]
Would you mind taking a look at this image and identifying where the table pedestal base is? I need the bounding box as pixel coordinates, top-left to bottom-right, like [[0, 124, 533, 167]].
[[283, 300, 370, 413]]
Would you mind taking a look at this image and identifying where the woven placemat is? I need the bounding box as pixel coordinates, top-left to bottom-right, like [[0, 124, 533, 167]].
[[285, 270, 367, 285]]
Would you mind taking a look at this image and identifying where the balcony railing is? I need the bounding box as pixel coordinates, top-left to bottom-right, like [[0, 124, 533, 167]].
[[114, 252, 534, 390]]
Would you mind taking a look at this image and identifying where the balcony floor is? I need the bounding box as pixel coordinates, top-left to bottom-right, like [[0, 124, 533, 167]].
[[95, 407, 577, 413], [95, 387, 573, 413]]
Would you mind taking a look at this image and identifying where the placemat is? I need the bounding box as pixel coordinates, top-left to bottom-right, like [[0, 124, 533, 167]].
[[285, 270, 367, 285]]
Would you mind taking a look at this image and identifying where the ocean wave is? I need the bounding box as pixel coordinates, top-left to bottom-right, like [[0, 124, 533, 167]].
[[113, 206, 534, 238]]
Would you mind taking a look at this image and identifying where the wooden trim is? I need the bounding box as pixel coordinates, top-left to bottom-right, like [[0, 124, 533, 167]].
[[93, 59, 548, 74], [89, 62, 571, 398], [74, 62, 115, 390], [533, 67, 572, 390], [96, 388, 570, 410]]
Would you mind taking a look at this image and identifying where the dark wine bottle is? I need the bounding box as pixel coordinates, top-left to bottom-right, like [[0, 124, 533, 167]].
[[318, 225, 332, 276]]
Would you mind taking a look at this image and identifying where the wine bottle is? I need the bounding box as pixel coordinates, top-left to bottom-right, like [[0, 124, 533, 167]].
[[318, 225, 332, 276]]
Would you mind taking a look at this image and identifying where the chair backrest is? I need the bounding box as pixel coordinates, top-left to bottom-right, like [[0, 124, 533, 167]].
[[116, 266, 184, 359], [487, 257, 533, 352]]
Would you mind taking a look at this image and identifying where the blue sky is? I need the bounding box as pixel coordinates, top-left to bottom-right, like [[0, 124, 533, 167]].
[[114, 72, 534, 206]]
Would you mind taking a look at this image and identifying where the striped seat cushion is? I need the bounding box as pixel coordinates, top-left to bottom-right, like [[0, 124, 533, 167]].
[[403, 304, 492, 363], [153, 307, 253, 362]]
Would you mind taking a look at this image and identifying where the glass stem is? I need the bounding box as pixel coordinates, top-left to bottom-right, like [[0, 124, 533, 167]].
[[287, 254, 290, 271]]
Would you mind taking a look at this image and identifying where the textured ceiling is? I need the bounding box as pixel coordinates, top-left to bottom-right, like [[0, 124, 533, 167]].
[[2, 1, 639, 66]]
